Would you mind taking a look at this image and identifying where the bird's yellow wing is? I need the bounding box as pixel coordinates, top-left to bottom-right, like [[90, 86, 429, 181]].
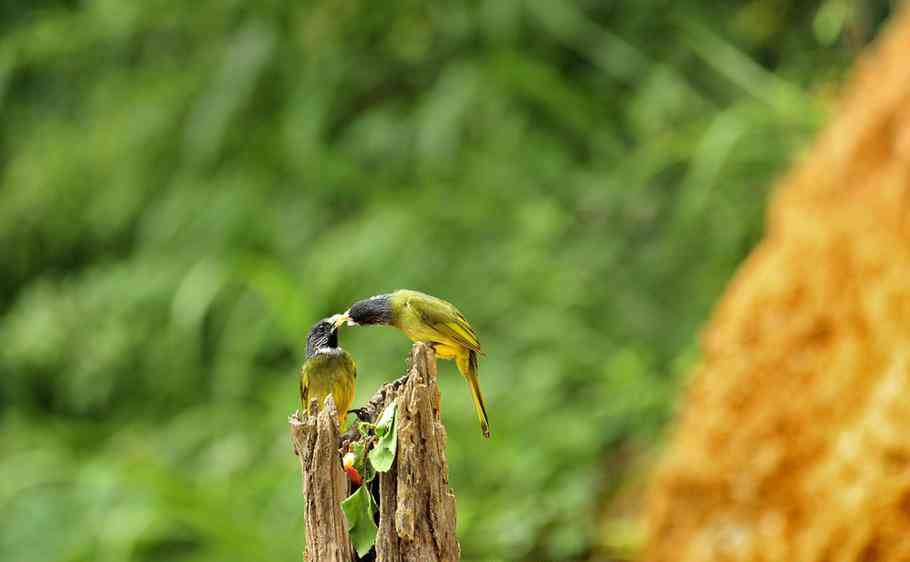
[[406, 294, 482, 352]]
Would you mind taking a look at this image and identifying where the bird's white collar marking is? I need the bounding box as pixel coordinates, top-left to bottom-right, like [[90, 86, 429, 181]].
[[315, 347, 343, 356]]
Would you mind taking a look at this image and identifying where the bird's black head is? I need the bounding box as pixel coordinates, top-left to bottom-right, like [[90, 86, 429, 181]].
[[305, 318, 339, 358], [345, 294, 393, 326]]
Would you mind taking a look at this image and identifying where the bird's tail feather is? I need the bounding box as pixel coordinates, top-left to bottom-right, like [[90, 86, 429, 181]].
[[460, 350, 490, 438]]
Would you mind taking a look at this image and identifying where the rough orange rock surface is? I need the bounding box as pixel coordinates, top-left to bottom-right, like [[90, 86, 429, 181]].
[[644, 9, 910, 562]]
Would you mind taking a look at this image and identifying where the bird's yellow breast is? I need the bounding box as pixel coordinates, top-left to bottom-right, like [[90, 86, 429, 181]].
[[300, 350, 356, 420]]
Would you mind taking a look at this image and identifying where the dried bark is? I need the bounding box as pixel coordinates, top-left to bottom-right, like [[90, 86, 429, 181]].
[[290, 396, 353, 562], [290, 343, 460, 562], [374, 344, 460, 562]]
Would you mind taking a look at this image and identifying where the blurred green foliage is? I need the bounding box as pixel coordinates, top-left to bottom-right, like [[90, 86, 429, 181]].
[[0, 1, 891, 561]]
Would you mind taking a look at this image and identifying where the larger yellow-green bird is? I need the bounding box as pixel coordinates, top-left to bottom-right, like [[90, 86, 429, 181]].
[[299, 316, 356, 427], [335, 289, 490, 438]]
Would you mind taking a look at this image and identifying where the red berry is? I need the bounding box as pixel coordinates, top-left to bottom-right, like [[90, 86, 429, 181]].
[[342, 452, 363, 486]]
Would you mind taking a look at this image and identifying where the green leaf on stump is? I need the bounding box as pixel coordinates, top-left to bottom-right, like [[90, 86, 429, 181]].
[[340, 485, 378, 557], [368, 400, 398, 472], [350, 439, 376, 484]]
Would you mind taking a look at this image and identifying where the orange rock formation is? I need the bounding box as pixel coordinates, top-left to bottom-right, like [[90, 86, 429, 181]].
[[645, 9, 910, 562]]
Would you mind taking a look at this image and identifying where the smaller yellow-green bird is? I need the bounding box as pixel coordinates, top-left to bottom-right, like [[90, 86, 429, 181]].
[[299, 316, 356, 427], [336, 289, 490, 438]]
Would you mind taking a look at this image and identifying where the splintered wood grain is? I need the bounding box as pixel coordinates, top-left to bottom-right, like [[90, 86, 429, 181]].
[[290, 397, 353, 562], [375, 344, 460, 562]]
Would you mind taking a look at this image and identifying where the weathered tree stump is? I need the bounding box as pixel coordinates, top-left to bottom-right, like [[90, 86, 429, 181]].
[[290, 397, 353, 562], [290, 343, 460, 562], [374, 344, 461, 562]]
